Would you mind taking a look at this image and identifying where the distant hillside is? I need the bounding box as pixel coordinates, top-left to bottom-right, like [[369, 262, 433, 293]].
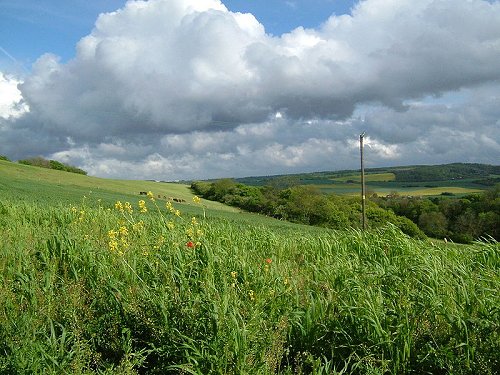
[[390, 163, 500, 182], [233, 163, 499, 186], [228, 163, 498, 197]]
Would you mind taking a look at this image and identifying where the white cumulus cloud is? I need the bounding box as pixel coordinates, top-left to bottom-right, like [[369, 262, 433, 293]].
[[0, 0, 499, 179], [0, 73, 28, 120]]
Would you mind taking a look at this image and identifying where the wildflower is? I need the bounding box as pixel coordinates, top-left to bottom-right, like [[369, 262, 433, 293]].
[[132, 221, 144, 232], [265, 258, 272, 264], [109, 240, 119, 252], [119, 226, 129, 236], [231, 271, 237, 279], [166, 221, 175, 230], [108, 230, 118, 252], [191, 217, 198, 226], [115, 201, 124, 212], [147, 191, 155, 201], [186, 241, 195, 248], [174, 210, 181, 217], [166, 201, 174, 212], [193, 195, 201, 204], [248, 290, 255, 301], [197, 229, 204, 236], [138, 200, 147, 213], [124, 202, 133, 214], [154, 235, 165, 250]]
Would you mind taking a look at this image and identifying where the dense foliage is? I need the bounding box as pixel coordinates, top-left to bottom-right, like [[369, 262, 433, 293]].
[[373, 185, 500, 243], [0, 155, 11, 162], [191, 179, 425, 239], [0, 197, 498, 374], [17, 156, 87, 175]]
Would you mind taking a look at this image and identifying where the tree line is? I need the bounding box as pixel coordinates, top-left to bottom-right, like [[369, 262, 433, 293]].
[[191, 179, 425, 239], [0, 155, 88, 175], [192, 179, 499, 243], [371, 186, 499, 243]]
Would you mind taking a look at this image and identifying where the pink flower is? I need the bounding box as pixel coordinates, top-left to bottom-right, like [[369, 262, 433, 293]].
[[265, 258, 272, 264]]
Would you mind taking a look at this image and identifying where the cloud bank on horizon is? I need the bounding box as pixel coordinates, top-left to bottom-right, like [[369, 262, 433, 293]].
[[1, 0, 499, 180]]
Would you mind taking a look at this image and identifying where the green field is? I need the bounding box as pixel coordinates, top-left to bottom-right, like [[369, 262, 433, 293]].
[[313, 181, 483, 197], [330, 172, 396, 183], [235, 163, 497, 197], [0, 161, 499, 374]]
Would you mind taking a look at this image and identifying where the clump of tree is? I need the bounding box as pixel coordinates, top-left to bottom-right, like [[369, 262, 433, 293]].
[[372, 185, 499, 243], [191, 179, 425, 239], [0, 155, 11, 161], [17, 157, 87, 175]]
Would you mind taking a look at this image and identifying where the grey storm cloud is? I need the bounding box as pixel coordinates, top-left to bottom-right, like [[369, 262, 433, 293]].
[[17, 0, 500, 137], [1, 0, 500, 179]]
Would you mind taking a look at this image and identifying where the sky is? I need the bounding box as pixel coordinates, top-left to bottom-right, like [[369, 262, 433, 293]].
[[0, 0, 499, 181]]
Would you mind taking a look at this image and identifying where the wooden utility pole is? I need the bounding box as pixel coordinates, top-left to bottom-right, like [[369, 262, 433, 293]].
[[360, 132, 366, 230]]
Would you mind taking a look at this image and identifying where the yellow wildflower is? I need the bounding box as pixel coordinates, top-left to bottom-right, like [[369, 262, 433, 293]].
[[153, 235, 165, 250], [109, 240, 118, 252], [132, 221, 144, 232], [231, 271, 237, 279], [191, 217, 198, 226], [138, 200, 147, 213], [174, 209, 181, 217], [193, 195, 201, 204], [124, 202, 133, 214], [165, 201, 174, 212], [147, 191, 155, 201], [119, 226, 128, 236], [248, 290, 255, 301], [108, 230, 118, 252], [115, 201, 124, 212], [166, 221, 175, 230]]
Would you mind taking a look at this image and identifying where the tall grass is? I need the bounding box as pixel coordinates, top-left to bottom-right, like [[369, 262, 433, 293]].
[[0, 197, 498, 374]]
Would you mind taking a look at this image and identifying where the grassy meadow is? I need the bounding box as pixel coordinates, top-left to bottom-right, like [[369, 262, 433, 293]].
[[0, 161, 499, 374]]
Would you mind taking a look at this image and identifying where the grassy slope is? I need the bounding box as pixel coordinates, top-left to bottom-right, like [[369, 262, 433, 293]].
[[1, 190, 498, 374], [0, 160, 316, 231], [0, 160, 499, 373], [0, 160, 234, 209]]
